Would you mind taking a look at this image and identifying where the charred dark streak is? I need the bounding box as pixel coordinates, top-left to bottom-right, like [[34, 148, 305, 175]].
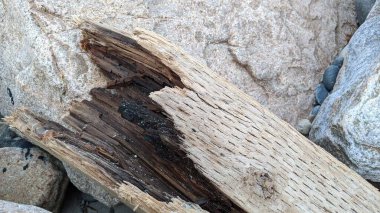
[[22, 163, 29, 170], [75, 23, 243, 212], [7, 87, 14, 105], [24, 148, 31, 160]]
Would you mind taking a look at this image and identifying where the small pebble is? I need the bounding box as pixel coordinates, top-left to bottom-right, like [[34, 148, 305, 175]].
[[331, 56, 344, 68], [315, 83, 329, 104], [296, 119, 312, 135], [308, 105, 321, 121], [323, 65, 340, 91]]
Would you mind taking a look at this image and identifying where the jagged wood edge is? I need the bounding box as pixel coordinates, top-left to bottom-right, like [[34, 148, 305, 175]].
[[5, 109, 205, 212]]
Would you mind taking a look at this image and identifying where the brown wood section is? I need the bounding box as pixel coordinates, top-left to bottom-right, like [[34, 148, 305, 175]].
[[56, 23, 242, 212]]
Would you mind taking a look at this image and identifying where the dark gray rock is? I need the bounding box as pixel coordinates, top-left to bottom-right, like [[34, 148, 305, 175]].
[[355, 0, 376, 25], [322, 65, 340, 91], [315, 84, 329, 104], [308, 105, 321, 121], [331, 56, 344, 68], [61, 184, 133, 213], [0, 122, 34, 148], [0, 122, 16, 142], [0, 136, 33, 148], [310, 15, 380, 181]]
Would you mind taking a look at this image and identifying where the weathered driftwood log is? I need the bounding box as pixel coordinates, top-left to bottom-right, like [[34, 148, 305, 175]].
[[5, 22, 380, 212]]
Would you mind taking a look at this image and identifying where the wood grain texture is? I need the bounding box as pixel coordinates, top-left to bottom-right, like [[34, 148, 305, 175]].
[[5, 109, 206, 213], [5, 21, 380, 212]]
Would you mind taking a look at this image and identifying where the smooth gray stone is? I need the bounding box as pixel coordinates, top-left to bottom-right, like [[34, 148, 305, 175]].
[[309, 105, 321, 121], [296, 119, 312, 135], [323, 65, 340, 91], [63, 163, 121, 207], [331, 56, 344, 68], [315, 84, 329, 104], [0, 200, 51, 213]]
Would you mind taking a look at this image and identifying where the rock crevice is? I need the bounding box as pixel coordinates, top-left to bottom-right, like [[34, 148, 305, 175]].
[[310, 13, 380, 181]]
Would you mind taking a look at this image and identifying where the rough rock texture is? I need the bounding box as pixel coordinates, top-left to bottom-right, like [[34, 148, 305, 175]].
[[0, 200, 51, 213], [0, 0, 356, 126], [296, 119, 312, 135], [310, 11, 380, 181], [0, 143, 68, 211], [63, 163, 120, 207], [355, 0, 376, 25]]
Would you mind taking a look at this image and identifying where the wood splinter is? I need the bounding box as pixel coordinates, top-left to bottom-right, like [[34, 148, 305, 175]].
[[5, 21, 380, 213]]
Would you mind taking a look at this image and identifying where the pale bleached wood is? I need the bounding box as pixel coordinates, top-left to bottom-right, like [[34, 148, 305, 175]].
[[5, 22, 380, 213]]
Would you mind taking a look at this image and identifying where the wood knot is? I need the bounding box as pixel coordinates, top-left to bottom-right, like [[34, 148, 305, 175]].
[[242, 169, 275, 199]]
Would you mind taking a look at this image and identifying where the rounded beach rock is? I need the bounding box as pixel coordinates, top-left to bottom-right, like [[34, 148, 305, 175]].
[[323, 65, 340, 91]]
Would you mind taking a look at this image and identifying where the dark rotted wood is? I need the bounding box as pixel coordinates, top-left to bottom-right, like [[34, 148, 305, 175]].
[[41, 114, 182, 201], [81, 29, 184, 89], [85, 87, 222, 205], [56, 23, 244, 212], [67, 55, 236, 210]]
